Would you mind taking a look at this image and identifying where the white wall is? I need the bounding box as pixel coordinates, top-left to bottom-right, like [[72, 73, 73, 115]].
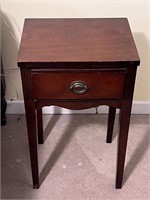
[[1, 0, 150, 102]]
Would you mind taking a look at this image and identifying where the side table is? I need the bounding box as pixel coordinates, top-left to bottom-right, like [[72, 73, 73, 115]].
[[17, 18, 140, 189]]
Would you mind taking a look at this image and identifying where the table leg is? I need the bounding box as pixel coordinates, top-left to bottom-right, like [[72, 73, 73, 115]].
[[116, 101, 132, 189], [116, 67, 137, 189], [106, 106, 116, 143], [37, 108, 44, 144], [25, 101, 40, 189]]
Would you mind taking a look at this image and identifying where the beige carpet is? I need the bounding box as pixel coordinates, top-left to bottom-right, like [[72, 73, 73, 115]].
[[1, 114, 150, 200]]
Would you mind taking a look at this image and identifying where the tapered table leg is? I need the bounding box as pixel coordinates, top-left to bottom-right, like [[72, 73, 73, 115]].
[[37, 108, 44, 144], [106, 106, 116, 143], [116, 67, 137, 189], [25, 101, 40, 189], [116, 101, 132, 189]]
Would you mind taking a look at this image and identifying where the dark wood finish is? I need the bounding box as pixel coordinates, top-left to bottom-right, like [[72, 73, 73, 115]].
[[20, 68, 39, 189], [106, 107, 116, 143], [37, 108, 44, 144], [18, 18, 139, 64], [32, 70, 125, 100], [35, 99, 122, 110], [116, 67, 137, 188], [18, 18, 140, 189]]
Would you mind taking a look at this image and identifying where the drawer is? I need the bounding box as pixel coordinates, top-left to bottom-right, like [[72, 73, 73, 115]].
[[31, 70, 125, 100]]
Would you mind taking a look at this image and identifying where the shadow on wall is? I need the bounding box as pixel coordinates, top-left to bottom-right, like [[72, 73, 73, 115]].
[[1, 10, 21, 69], [133, 32, 150, 100], [1, 11, 23, 100]]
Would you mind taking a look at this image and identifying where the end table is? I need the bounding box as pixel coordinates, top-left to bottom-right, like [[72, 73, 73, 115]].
[[18, 18, 140, 189]]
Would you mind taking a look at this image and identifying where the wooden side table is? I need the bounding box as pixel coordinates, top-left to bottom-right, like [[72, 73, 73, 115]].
[[17, 18, 140, 189]]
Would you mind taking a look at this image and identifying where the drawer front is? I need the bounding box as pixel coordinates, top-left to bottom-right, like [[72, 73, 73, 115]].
[[31, 71, 125, 100]]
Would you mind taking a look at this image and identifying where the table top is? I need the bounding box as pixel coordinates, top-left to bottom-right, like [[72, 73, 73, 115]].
[[18, 18, 140, 67]]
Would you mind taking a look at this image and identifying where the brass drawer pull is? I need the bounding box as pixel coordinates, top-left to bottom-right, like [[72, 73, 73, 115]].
[[70, 80, 88, 95]]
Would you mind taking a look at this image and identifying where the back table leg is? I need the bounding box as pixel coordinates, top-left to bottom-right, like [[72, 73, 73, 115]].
[[106, 106, 116, 143], [37, 108, 44, 144]]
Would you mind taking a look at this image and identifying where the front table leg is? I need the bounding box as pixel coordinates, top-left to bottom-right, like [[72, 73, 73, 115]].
[[116, 101, 132, 188], [116, 102, 130, 189], [116, 67, 137, 189], [25, 101, 40, 189]]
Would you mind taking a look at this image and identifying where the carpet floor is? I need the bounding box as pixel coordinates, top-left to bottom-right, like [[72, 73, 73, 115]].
[[1, 114, 150, 200]]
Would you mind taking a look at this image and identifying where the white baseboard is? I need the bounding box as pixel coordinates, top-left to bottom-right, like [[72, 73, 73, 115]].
[[6, 100, 150, 114]]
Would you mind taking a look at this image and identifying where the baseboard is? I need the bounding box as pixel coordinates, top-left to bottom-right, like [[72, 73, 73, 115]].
[[6, 100, 150, 114]]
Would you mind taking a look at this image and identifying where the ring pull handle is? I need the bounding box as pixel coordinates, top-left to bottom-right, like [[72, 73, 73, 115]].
[[70, 80, 88, 95]]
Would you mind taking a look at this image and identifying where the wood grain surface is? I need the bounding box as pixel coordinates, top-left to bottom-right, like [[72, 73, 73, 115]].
[[18, 18, 140, 65]]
